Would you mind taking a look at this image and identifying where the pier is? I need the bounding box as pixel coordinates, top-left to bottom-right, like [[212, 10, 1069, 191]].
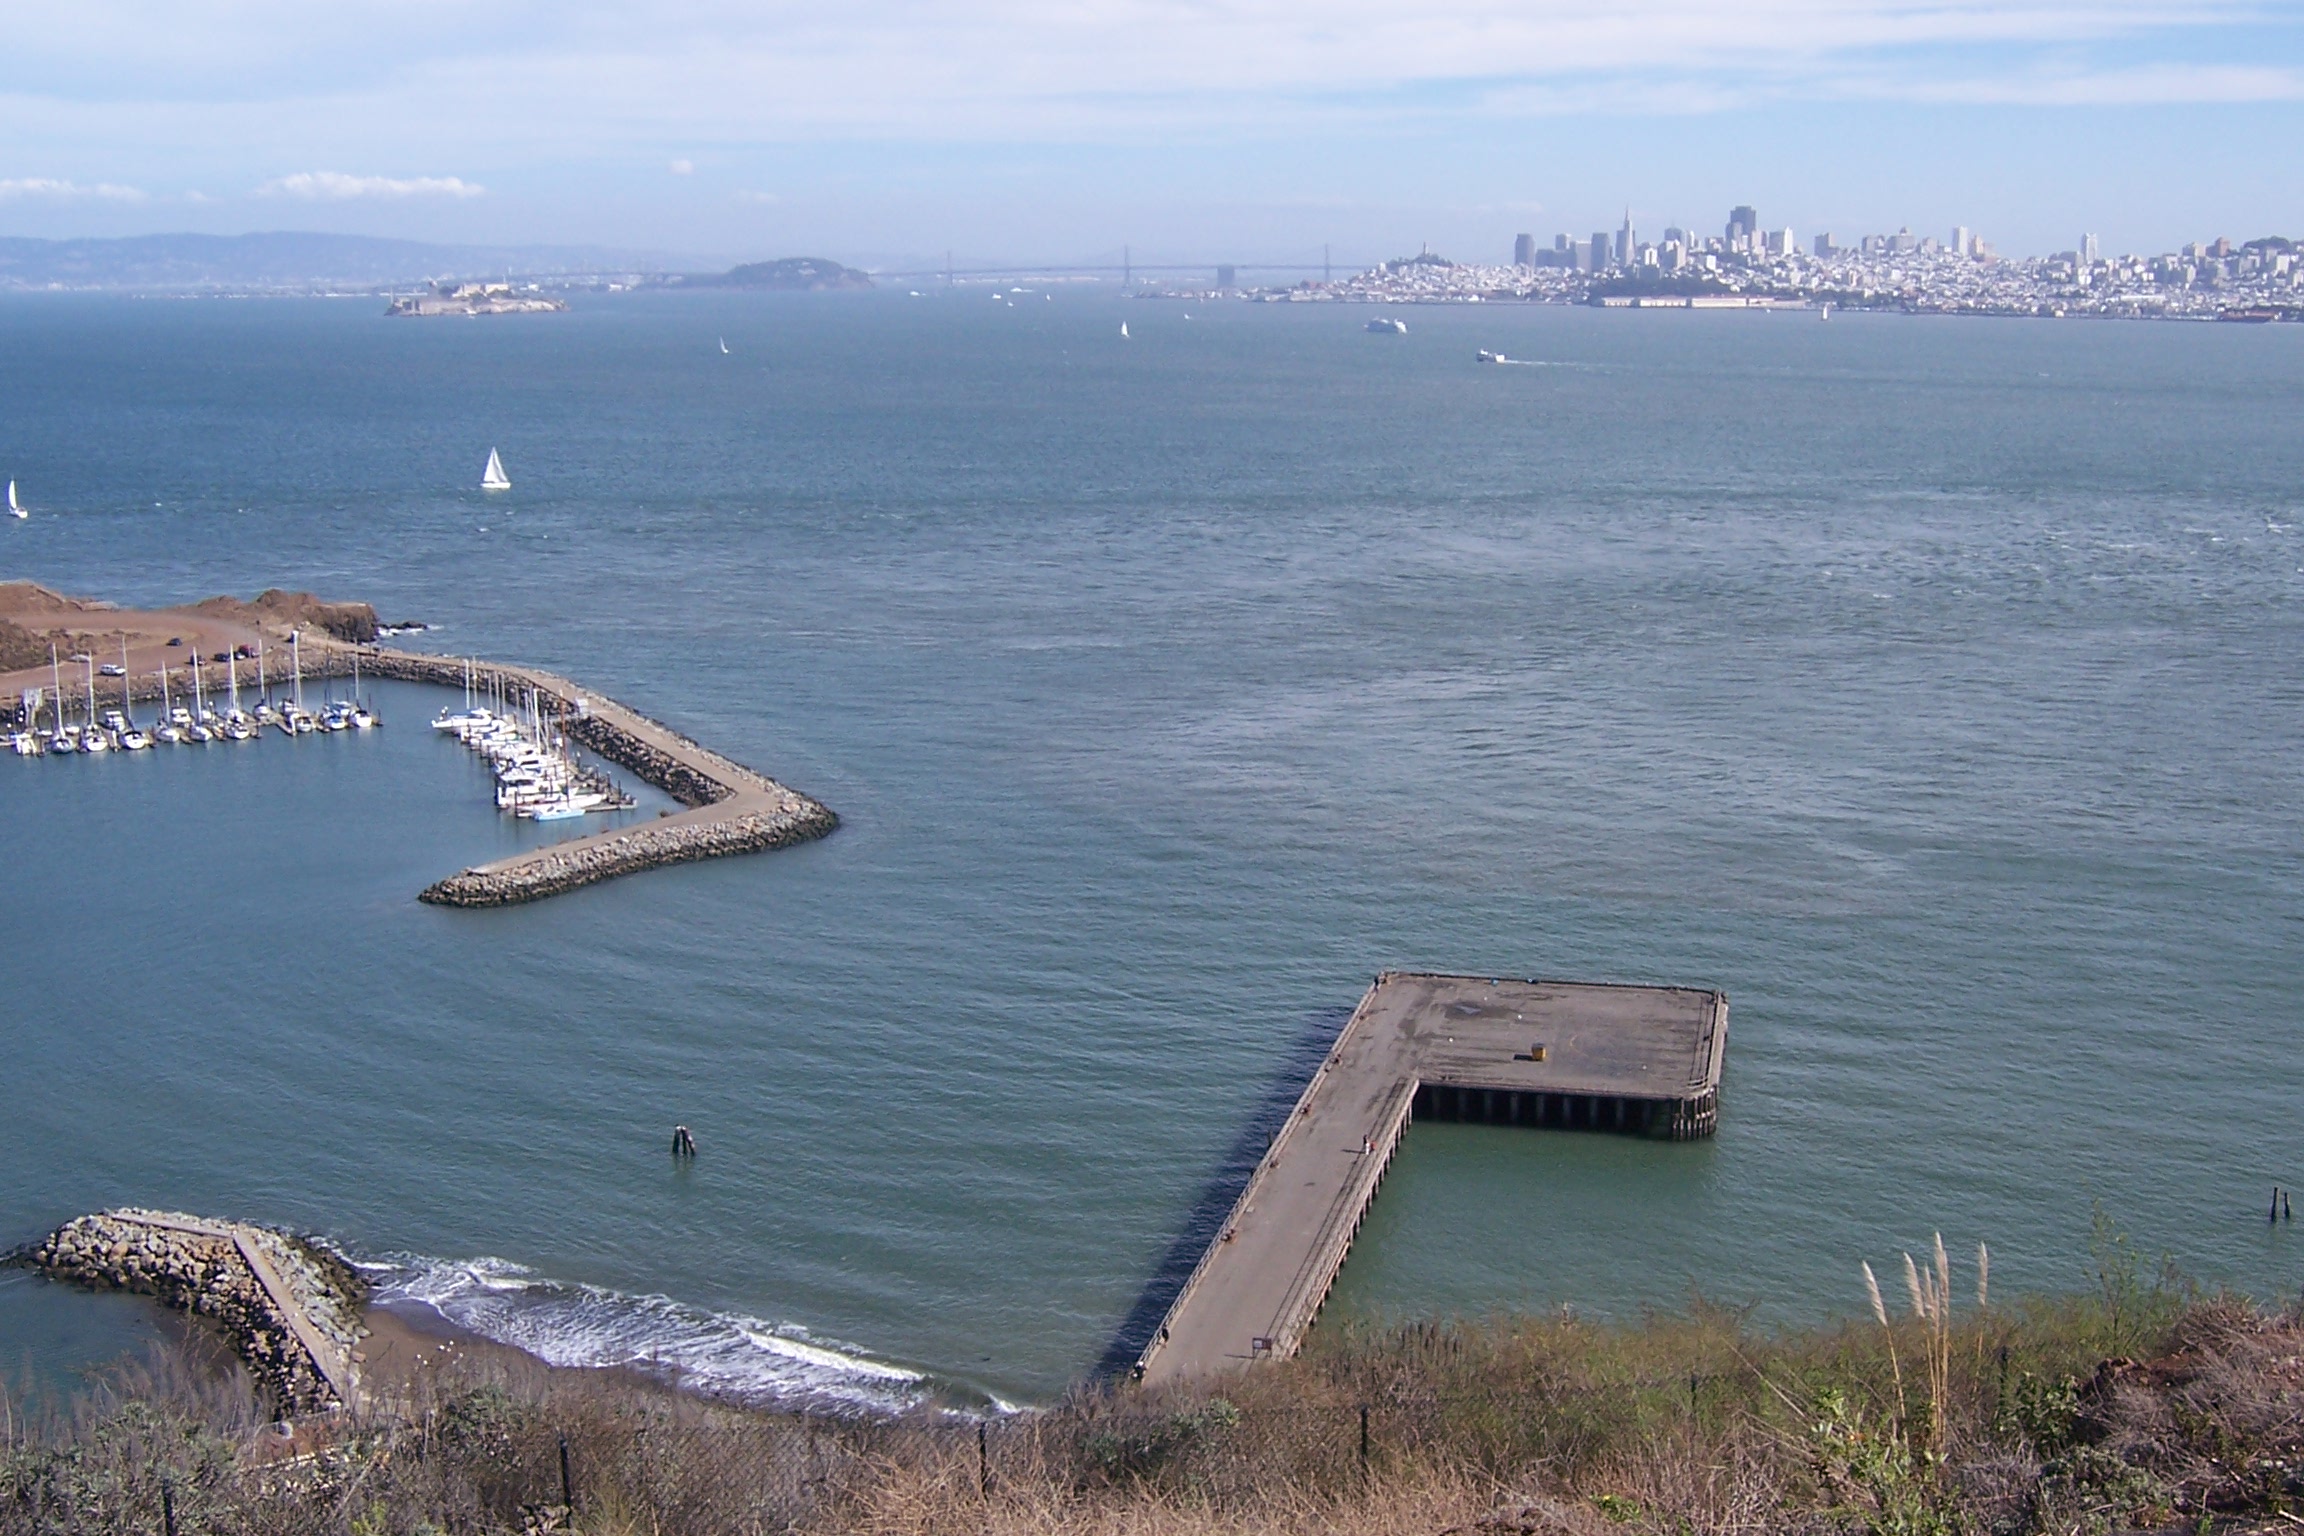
[[1134, 972, 1726, 1389]]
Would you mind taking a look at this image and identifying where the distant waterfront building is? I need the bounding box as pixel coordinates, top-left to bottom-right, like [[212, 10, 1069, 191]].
[[1515, 233, 1536, 268], [1814, 232, 1835, 257], [1727, 205, 1758, 250], [2082, 233, 2100, 263], [1954, 226, 1972, 258], [1589, 232, 1611, 272]]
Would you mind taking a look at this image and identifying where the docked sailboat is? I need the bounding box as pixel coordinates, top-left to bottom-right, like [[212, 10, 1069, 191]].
[[481, 447, 512, 491], [114, 638, 152, 749]]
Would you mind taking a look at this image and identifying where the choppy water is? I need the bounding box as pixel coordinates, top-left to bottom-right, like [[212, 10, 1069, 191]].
[[3, 291, 2302, 1409]]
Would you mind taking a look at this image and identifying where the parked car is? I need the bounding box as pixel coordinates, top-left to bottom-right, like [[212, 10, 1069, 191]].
[[98, 664, 126, 677]]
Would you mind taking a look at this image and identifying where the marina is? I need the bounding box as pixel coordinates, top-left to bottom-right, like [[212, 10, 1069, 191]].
[[1, 583, 838, 906], [1135, 972, 1727, 1388], [430, 659, 634, 822], [7, 629, 375, 757]]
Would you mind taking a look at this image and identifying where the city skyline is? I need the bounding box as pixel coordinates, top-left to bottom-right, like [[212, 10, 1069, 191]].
[[0, 0, 2298, 258]]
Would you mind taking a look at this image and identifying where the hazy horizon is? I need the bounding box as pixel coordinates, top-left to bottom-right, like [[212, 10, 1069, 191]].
[[3, 1, 2300, 265]]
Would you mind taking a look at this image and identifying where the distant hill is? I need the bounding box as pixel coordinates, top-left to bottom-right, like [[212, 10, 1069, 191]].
[[0, 232, 712, 293], [706, 257, 873, 291]]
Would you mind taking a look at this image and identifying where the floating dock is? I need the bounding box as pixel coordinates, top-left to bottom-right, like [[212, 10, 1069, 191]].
[[1134, 971, 1727, 1388]]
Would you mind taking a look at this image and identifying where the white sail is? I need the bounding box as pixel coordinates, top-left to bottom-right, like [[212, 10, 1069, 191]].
[[7, 480, 22, 518], [481, 448, 511, 491], [719, 337, 729, 354]]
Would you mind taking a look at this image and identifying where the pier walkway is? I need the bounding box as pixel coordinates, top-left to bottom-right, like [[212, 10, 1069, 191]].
[[1135, 972, 1726, 1388]]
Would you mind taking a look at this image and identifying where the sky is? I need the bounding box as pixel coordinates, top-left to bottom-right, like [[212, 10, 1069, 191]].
[[1, 0, 2299, 265]]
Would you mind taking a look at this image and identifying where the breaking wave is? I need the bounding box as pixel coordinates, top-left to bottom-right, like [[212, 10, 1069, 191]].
[[358, 1253, 934, 1414]]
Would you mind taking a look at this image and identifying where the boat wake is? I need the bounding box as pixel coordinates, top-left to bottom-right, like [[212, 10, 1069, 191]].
[[360, 1254, 931, 1414]]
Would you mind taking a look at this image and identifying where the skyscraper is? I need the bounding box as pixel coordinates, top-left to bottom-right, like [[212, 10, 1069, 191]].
[[1515, 233, 1536, 268], [1590, 232, 1611, 272], [2082, 233, 2100, 263], [1727, 205, 1758, 249], [1953, 226, 1972, 258], [1617, 209, 1635, 265]]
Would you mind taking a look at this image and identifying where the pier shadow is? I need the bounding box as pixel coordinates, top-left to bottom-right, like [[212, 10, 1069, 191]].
[[1090, 1004, 1350, 1381]]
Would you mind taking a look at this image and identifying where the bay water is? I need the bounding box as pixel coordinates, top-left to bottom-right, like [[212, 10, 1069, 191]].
[[2, 290, 2301, 1409]]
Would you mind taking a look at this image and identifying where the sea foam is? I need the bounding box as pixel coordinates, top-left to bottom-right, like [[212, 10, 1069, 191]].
[[359, 1254, 929, 1414]]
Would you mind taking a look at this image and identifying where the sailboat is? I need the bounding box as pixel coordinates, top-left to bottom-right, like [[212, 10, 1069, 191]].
[[1119, 322, 1129, 338], [719, 337, 729, 355], [47, 645, 76, 754], [117, 638, 151, 749], [6, 481, 22, 519], [481, 447, 511, 492]]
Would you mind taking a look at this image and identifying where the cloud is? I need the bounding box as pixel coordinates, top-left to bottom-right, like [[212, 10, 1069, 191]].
[[257, 170, 484, 199], [1880, 62, 2304, 105], [0, 177, 146, 201], [0, 0, 2289, 168]]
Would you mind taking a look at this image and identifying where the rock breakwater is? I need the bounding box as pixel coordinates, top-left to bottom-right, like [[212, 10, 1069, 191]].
[[420, 799, 839, 906], [29, 1209, 367, 1413], [337, 644, 837, 907]]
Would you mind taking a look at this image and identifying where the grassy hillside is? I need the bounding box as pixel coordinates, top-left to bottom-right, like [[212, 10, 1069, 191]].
[[7, 1247, 2298, 1534]]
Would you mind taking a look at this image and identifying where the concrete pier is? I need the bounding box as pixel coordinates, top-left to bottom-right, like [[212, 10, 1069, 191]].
[[1135, 971, 1726, 1389]]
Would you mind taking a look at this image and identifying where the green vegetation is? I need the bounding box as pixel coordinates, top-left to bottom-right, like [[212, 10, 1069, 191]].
[[11, 1242, 2304, 1535]]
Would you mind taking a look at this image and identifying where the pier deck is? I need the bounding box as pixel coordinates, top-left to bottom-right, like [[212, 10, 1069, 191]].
[[1135, 972, 1726, 1389]]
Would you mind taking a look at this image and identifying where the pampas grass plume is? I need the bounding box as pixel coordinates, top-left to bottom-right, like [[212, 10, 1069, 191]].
[[1863, 1261, 1888, 1327]]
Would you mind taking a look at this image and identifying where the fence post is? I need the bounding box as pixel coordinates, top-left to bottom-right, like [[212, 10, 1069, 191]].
[[978, 1419, 990, 1496], [559, 1432, 574, 1513]]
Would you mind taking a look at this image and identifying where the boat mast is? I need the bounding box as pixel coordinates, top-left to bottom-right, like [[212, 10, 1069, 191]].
[[291, 630, 304, 714], [120, 637, 134, 726], [50, 644, 64, 736]]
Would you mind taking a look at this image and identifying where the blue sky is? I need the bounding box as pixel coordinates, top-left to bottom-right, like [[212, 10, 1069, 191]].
[[0, 0, 2298, 263]]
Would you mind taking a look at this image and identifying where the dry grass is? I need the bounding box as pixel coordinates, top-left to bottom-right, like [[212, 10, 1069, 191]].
[[16, 1256, 2304, 1536]]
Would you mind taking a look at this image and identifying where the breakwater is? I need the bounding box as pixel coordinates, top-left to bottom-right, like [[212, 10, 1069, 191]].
[[27, 1209, 366, 1414], [335, 645, 837, 907]]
